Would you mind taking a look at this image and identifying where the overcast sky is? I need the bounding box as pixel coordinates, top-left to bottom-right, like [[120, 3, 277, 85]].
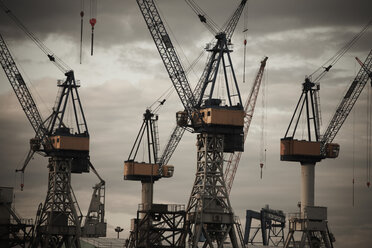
[[0, 0, 371, 247]]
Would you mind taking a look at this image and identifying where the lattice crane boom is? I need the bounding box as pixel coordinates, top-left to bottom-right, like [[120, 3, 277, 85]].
[[158, 125, 185, 165], [137, 1, 248, 246], [0, 34, 45, 138], [0, 34, 89, 172], [0, 0, 89, 143], [157, 0, 248, 166], [222, 0, 248, 42], [224, 56, 268, 194], [1, 3, 107, 242], [356, 55, 372, 82], [136, 0, 196, 119], [321, 49, 372, 151]]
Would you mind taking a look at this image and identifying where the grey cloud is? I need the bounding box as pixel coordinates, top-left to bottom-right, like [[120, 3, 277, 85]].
[[0, 0, 371, 245]]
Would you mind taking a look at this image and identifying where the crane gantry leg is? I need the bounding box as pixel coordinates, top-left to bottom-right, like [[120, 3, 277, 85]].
[[185, 134, 243, 248], [30, 158, 81, 248]]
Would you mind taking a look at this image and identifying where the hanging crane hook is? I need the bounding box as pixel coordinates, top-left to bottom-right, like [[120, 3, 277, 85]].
[[20, 172, 24, 191], [80, 0, 84, 64], [90, 18, 96, 56], [89, 0, 97, 56]]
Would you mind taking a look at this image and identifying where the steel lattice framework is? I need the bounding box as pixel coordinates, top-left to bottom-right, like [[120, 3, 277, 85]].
[[321, 49, 372, 148], [136, 0, 196, 118], [224, 57, 268, 194], [129, 204, 186, 248], [193, 0, 247, 104], [1, 29, 89, 248], [136, 1, 248, 247], [158, 125, 185, 165], [185, 134, 243, 247], [0, 34, 45, 138], [153, 0, 248, 167], [31, 158, 82, 248]]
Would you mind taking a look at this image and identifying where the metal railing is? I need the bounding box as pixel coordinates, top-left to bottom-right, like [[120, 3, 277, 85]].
[[137, 203, 185, 212]]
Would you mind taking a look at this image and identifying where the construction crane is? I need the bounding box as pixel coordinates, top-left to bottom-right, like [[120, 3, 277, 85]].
[[244, 205, 286, 247], [81, 162, 106, 238], [124, 109, 174, 210], [124, 108, 183, 247], [0, 30, 86, 248], [0, 2, 106, 246], [280, 49, 372, 248], [136, 0, 248, 247], [154, 0, 249, 168], [224, 56, 268, 195]]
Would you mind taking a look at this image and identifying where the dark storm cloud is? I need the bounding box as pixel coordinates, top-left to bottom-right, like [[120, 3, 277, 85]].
[[0, 0, 371, 246], [1, 0, 370, 48]]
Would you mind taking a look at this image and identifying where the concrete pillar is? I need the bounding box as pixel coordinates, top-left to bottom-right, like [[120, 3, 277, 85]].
[[141, 182, 153, 211], [301, 163, 315, 214]]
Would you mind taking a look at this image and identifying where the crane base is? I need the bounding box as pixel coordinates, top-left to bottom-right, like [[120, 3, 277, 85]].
[[284, 207, 335, 248]]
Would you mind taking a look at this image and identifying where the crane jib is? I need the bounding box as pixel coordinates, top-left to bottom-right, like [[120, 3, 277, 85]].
[[0, 34, 45, 136], [137, 0, 196, 116], [322, 49, 372, 146], [156, 0, 248, 165]]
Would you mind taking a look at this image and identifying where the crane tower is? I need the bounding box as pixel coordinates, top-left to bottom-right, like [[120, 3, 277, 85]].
[[0, 2, 106, 246], [0, 33, 89, 247], [281, 49, 372, 248], [136, 0, 248, 246], [124, 109, 186, 247]]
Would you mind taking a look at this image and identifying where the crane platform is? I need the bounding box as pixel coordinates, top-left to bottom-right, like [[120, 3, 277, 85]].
[[193, 107, 245, 127], [49, 135, 89, 151], [124, 161, 174, 181], [280, 138, 339, 163]]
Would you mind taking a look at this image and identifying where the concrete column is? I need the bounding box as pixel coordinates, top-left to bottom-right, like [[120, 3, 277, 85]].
[[141, 182, 153, 211], [301, 163, 315, 214]]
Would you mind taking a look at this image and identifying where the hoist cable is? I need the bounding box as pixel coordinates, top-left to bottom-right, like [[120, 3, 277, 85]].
[[259, 66, 267, 178], [0, 0, 71, 73], [150, 47, 204, 113], [184, 0, 220, 34], [148, 1, 210, 114], [80, 0, 84, 64], [157, 0, 201, 81], [185, 49, 205, 75], [242, 2, 248, 83], [89, 0, 97, 56], [310, 18, 372, 83]]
